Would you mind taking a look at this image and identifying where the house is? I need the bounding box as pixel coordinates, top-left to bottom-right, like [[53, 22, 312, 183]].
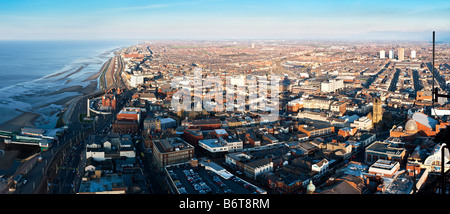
[[338, 127, 358, 138], [86, 135, 136, 162], [312, 158, 329, 176], [326, 140, 352, 159]]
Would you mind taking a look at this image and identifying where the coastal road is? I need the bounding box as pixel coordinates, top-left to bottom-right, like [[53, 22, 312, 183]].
[[17, 93, 89, 194], [49, 88, 134, 194], [16, 50, 131, 193]]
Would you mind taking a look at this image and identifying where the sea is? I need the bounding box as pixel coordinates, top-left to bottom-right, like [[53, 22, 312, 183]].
[[0, 40, 132, 129]]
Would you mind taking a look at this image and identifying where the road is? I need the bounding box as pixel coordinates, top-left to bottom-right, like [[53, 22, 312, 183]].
[[48, 88, 135, 194]]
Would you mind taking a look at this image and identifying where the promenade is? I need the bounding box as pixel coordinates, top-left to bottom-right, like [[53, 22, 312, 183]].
[[0, 49, 127, 194]]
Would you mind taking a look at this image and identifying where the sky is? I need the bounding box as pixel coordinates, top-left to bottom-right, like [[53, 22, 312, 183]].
[[1, 0, 450, 41]]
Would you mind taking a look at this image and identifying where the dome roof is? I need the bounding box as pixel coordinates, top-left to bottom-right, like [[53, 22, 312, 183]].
[[306, 180, 316, 194], [405, 119, 418, 133]]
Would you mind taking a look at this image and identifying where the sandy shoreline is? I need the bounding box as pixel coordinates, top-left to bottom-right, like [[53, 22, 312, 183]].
[[0, 45, 116, 132], [0, 111, 41, 132], [0, 71, 102, 131]]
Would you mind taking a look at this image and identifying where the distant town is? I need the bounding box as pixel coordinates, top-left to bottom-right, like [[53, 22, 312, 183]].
[[1, 39, 450, 195]]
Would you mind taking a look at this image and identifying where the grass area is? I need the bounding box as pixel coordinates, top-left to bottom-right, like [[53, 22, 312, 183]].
[[79, 113, 96, 124], [55, 114, 65, 128], [99, 58, 112, 90]]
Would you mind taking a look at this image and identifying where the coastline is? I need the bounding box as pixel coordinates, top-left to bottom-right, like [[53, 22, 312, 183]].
[[0, 111, 41, 132], [0, 40, 128, 132], [0, 64, 105, 132]]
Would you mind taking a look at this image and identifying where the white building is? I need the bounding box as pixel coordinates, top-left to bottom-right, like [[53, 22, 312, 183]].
[[225, 152, 273, 179], [423, 143, 450, 173], [320, 79, 344, 93], [368, 159, 400, 177], [389, 50, 394, 59], [411, 50, 416, 59], [130, 74, 144, 88], [351, 116, 373, 131], [198, 137, 243, 154], [86, 137, 136, 161], [311, 158, 329, 176], [380, 50, 385, 59]]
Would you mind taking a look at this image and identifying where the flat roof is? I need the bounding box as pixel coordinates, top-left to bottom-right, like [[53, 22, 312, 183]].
[[366, 141, 405, 156], [199, 139, 222, 148], [214, 129, 228, 135], [166, 163, 263, 194], [21, 127, 45, 135]]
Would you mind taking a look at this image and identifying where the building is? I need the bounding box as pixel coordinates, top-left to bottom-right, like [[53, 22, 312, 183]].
[[368, 159, 400, 178], [411, 50, 416, 59], [372, 97, 383, 127], [320, 79, 344, 93], [77, 174, 127, 194], [302, 97, 331, 111], [183, 129, 204, 146], [380, 50, 385, 59], [338, 127, 357, 138], [152, 137, 195, 170], [389, 50, 394, 59], [416, 91, 432, 101], [318, 174, 367, 194], [116, 107, 142, 123], [423, 143, 450, 173], [130, 74, 144, 87], [187, 118, 222, 130], [351, 116, 373, 131], [311, 158, 329, 176], [86, 135, 136, 162], [137, 92, 157, 102], [21, 127, 45, 138], [398, 48, 405, 61], [198, 137, 243, 156], [101, 88, 122, 111], [287, 98, 303, 113], [326, 140, 353, 159], [112, 120, 139, 134], [365, 141, 407, 164], [225, 152, 273, 179], [143, 117, 161, 132], [160, 118, 177, 130], [404, 112, 450, 137], [298, 123, 335, 137]]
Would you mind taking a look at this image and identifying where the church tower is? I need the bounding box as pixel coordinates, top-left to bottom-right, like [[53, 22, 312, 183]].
[[372, 96, 382, 127]]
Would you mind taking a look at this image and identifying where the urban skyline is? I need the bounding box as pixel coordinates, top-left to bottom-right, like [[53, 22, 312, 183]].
[[1, 1, 450, 209]]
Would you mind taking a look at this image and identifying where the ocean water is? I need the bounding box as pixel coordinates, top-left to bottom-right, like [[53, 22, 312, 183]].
[[0, 40, 131, 129]]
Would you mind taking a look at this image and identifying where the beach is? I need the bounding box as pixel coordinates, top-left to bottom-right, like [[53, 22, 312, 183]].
[[0, 40, 129, 130], [0, 68, 103, 132]]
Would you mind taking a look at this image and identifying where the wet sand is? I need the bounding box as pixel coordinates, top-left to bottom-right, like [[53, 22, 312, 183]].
[[0, 47, 113, 131], [0, 111, 41, 132], [0, 80, 99, 131]]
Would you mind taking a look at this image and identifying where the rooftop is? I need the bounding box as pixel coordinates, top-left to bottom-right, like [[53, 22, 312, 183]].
[[78, 174, 126, 194], [166, 163, 264, 194], [366, 141, 405, 156]]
